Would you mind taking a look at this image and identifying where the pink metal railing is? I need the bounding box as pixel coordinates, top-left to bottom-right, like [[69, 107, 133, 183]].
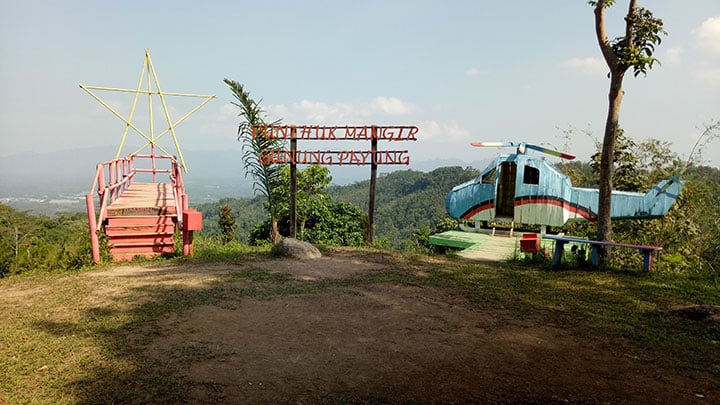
[[86, 153, 187, 264]]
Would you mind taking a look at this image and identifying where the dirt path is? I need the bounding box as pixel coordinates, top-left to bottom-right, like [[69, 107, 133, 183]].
[[145, 286, 714, 404], [4, 250, 718, 403]]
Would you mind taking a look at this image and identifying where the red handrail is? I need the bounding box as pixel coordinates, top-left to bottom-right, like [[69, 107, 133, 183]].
[[86, 153, 186, 264]]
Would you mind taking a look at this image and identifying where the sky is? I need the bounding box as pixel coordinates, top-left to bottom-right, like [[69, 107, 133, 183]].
[[1, 0, 719, 174]]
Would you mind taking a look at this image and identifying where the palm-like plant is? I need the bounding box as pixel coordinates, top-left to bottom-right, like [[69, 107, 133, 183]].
[[224, 79, 285, 242]]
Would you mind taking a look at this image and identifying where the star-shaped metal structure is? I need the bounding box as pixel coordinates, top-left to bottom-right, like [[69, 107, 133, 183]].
[[80, 48, 215, 171]]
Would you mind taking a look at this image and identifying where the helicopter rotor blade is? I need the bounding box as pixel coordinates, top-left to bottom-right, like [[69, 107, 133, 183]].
[[524, 144, 576, 160], [470, 141, 576, 160], [470, 142, 517, 148]]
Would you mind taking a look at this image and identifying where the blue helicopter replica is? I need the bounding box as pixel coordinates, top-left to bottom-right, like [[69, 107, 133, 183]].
[[445, 142, 685, 231]]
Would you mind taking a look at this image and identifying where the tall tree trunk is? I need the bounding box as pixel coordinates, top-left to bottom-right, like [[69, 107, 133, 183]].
[[271, 217, 280, 243], [597, 72, 625, 261], [593, 0, 634, 265], [592, 0, 665, 265]]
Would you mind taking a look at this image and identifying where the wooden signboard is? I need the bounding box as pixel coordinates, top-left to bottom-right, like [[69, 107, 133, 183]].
[[252, 125, 418, 243]]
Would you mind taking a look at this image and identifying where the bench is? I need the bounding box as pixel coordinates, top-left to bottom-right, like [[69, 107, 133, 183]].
[[542, 235, 662, 271]]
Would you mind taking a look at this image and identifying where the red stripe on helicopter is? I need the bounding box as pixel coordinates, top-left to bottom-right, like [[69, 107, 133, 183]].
[[461, 201, 495, 219], [514, 198, 596, 220]]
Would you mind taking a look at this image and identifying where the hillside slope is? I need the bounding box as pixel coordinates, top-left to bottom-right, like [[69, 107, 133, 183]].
[[329, 166, 480, 247], [196, 166, 480, 246]]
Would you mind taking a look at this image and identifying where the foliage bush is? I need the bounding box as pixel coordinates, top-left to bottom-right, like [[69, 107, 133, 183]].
[[561, 136, 720, 276], [0, 204, 93, 276], [243, 165, 368, 247], [218, 204, 236, 245], [248, 201, 366, 247]]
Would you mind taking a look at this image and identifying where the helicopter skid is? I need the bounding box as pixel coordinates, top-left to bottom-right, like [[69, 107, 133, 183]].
[[459, 222, 491, 234], [459, 218, 515, 237]]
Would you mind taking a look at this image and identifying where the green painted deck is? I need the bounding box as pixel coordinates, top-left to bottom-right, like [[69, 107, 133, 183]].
[[429, 230, 519, 261], [429, 230, 554, 262]]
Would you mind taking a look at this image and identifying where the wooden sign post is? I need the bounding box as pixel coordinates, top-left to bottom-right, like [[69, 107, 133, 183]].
[[253, 125, 417, 243], [368, 129, 378, 243]]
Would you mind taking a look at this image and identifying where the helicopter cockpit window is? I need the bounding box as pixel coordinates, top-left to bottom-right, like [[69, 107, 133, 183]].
[[523, 166, 540, 185], [481, 167, 496, 184]]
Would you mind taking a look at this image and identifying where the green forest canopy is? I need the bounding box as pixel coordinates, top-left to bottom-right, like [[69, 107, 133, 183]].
[[1, 163, 718, 276]]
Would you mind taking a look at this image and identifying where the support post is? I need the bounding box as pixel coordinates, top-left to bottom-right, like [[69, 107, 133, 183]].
[[367, 126, 378, 244], [552, 240, 566, 267], [640, 249, 653, 272], [290, 127, 298, 238], [151, 144, 157, 183], [97, 164, 106, 195], [182, 193, 191, 256], [109, 162, 116, 202], [86, 193, 100, 264], [116, 160, 123, 193], [127, 159, 133, 186]]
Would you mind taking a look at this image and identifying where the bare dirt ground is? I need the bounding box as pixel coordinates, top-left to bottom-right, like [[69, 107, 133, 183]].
[[7, 250, 718, 404]]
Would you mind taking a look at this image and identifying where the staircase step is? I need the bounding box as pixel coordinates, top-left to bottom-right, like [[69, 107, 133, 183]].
[[106, 215, 176, 227], [111, 251, 172, 262], [109, 244, 175, 254], [105, 226, 176, 237], [108, 234, 175, 245], [107, 206, 177, 216], [105, 214, 177, 262], [109, 244, 175, 262]]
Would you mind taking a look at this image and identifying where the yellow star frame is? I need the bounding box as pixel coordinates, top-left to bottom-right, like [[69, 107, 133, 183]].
[[80, 48, 215, 172]]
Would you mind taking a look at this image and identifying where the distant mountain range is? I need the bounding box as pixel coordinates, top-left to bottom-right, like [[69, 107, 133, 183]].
[[0, 146, 489, 214]]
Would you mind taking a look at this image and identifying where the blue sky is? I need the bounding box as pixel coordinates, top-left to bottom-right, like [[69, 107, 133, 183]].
[[1, 0, 719, 171]]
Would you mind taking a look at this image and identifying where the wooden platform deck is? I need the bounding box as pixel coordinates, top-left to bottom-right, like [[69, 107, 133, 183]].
[[107, 183, 177, 216], [428, 231, 518, 261], [429, 230, 553, 262]]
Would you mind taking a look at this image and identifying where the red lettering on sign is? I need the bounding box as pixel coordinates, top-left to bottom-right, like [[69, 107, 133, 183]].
[[251, 125, 418, 141], [258, 150, 410, 166]]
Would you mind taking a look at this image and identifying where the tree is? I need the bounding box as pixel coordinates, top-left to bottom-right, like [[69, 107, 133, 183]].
[[248, 165, 367, 247], [591, 0, 665, 263], [273, 165, 333, 240], [590, 128, 645, 192], [218, 204, 236, 245], [0, 204, 94, 276], [224, 79, 285, 243]]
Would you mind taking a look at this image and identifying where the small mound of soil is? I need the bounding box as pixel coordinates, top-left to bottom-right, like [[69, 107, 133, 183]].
[[667, 305, 720, 322]]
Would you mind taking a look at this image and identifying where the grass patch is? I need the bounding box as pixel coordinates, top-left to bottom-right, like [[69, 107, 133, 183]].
[[181, 239, 273, 263], [420, 259, 720, 373], [1, 247, 718, 403]]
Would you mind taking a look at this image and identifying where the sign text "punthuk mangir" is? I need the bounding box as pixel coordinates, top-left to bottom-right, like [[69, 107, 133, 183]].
[[252, 125, 418, 142]]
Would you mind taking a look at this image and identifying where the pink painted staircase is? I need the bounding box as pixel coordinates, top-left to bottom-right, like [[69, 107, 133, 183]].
[[104, 182, 178, 261], [86, 154, 201, 264]]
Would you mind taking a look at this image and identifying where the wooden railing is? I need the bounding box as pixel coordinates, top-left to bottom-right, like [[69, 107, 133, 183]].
[[86, 153, 186, 264]]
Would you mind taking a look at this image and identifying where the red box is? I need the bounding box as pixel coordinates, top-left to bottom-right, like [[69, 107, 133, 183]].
[[520, 233, 540, 253], [183, 209, 203, 231]]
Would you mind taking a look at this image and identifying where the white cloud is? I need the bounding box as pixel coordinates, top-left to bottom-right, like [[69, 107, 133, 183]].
[[696, 16, 720, 54], [564, 57, 608, 76], [298, 99, 357, 123], [419, 120, 470, 141], [371, 96, 412, 115], [264, 100, 355, 124], [265, 97, 413, 125], [664, 47, 683, 65], [465, 67, 481, 76], [694, 64, 720, 88]]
